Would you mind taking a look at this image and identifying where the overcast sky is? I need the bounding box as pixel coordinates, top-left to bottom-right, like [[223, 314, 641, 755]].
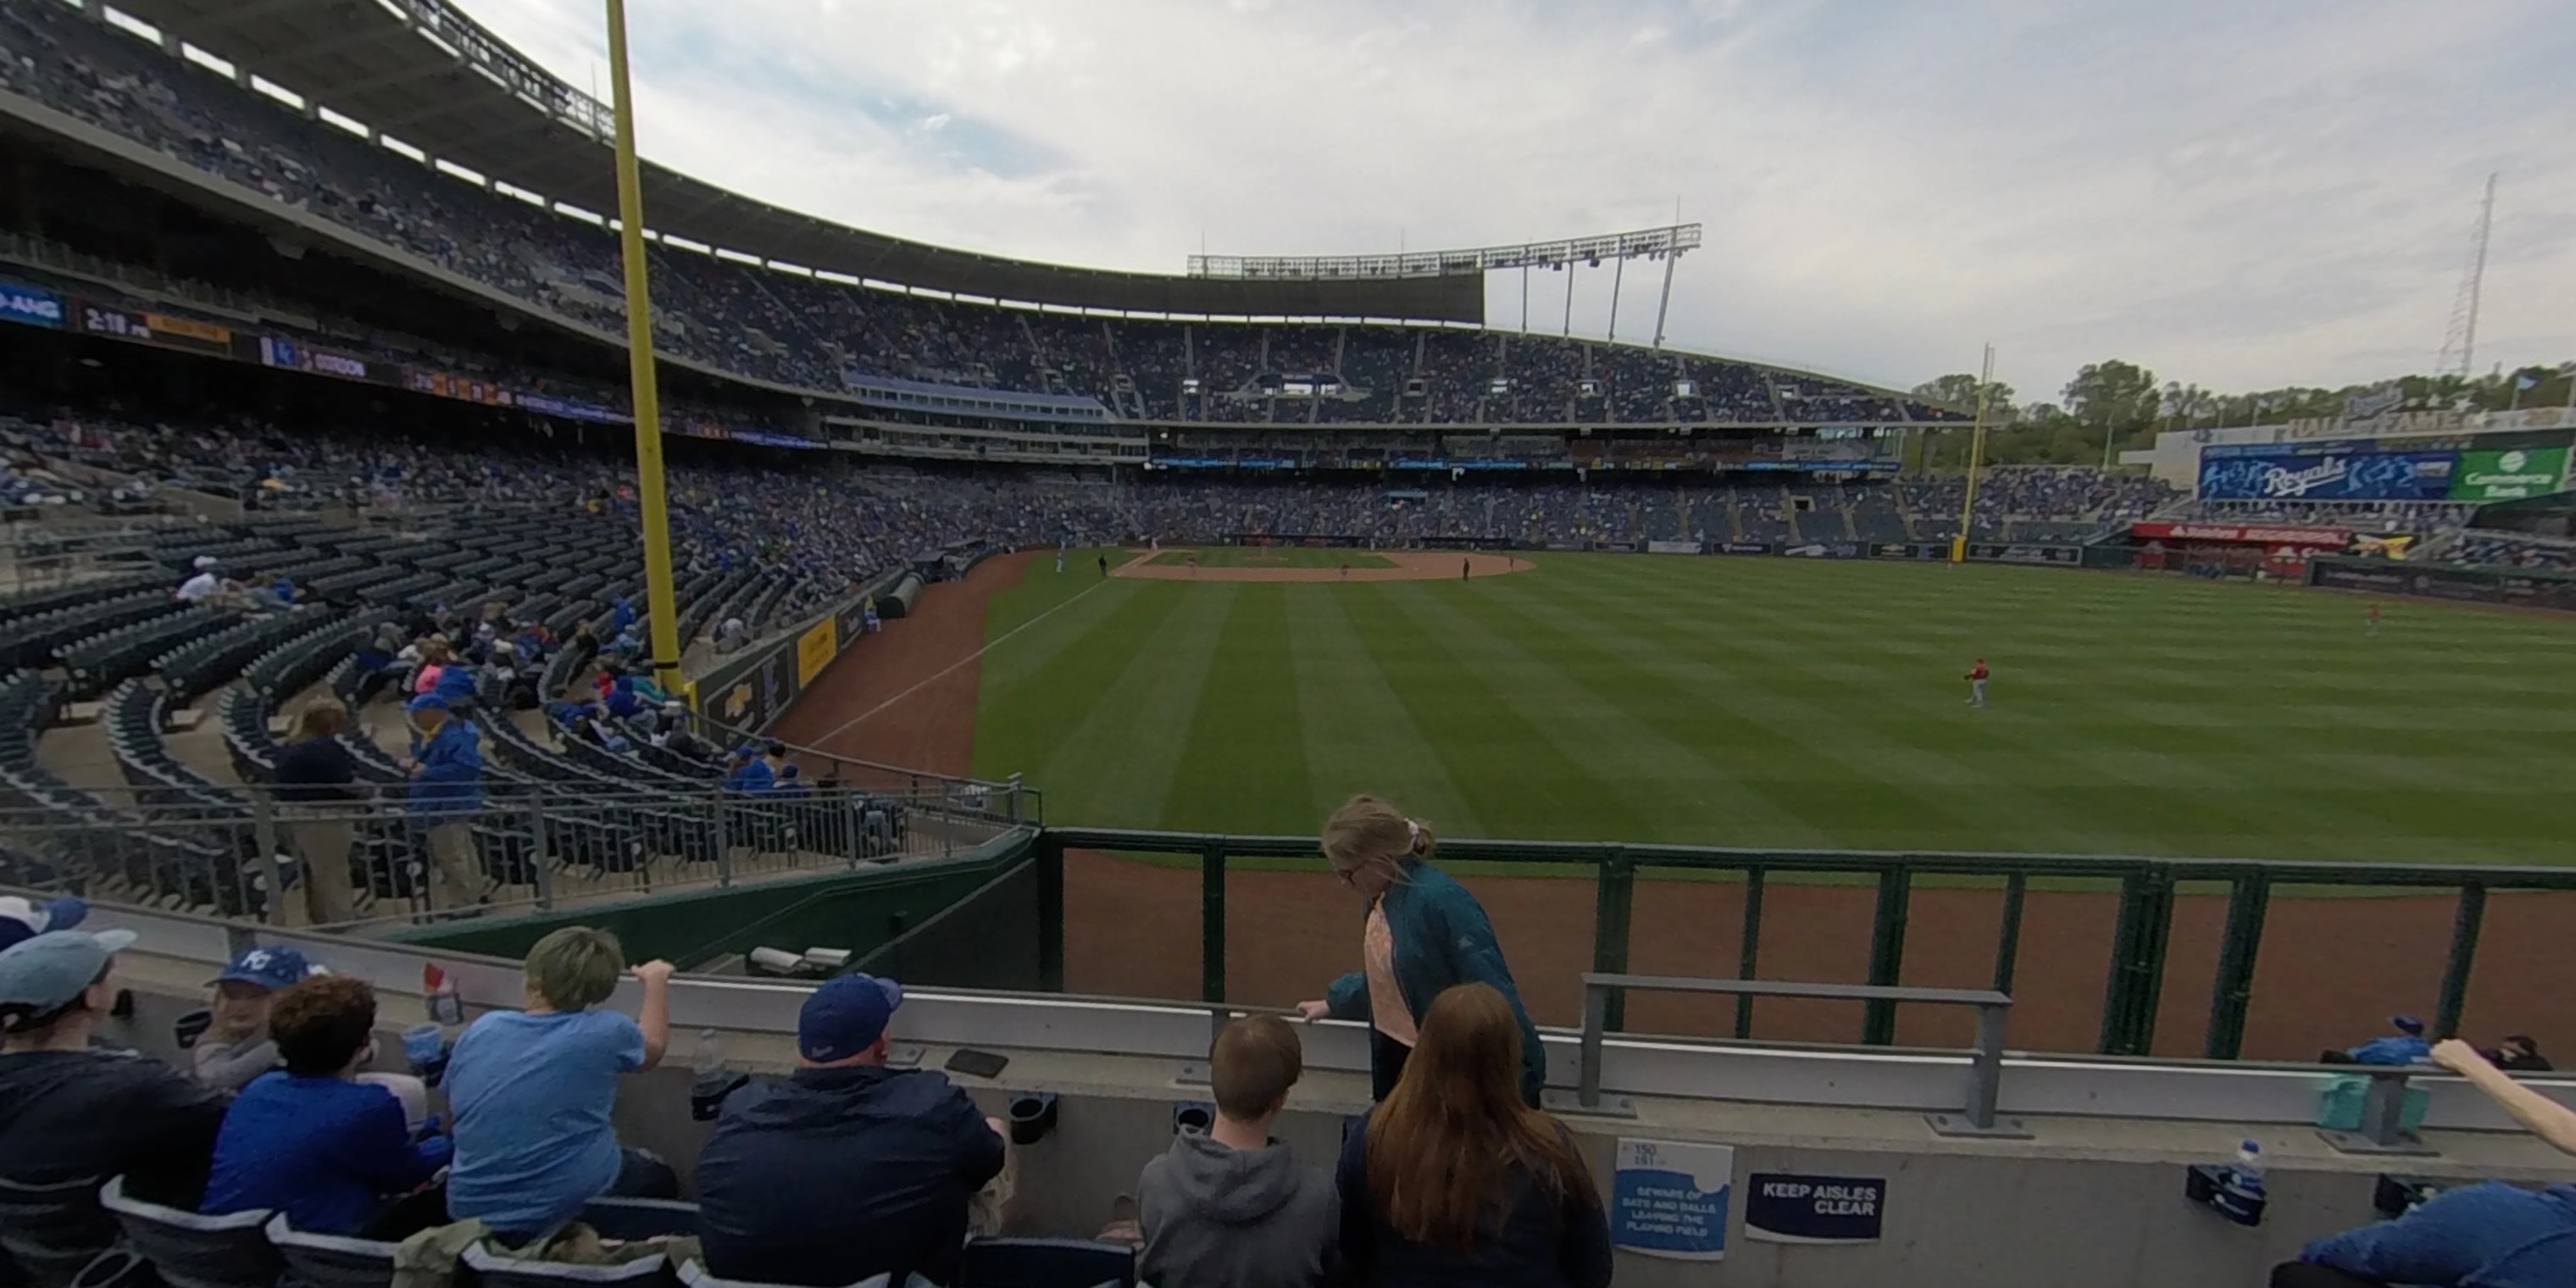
[[451, 0, 2573, 402]]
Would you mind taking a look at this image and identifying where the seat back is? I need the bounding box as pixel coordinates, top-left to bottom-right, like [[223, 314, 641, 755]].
[[956, 1238, 1136, 1288], [0, 1175, 114, 1288], [261, 1216, 397, 1288], [674, 1258, 900, 1288], [97, 1179, 279, 1288], [459, 1243, 671, 1288]]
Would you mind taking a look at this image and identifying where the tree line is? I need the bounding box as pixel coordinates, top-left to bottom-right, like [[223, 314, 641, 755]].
[[1905, 359, 2576, 471]]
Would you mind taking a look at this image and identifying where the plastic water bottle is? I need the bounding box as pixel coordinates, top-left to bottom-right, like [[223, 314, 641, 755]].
[[2214, 1139, 2267, 1224], [2232, 1140, 2266, 1196], [691, 1029, 744, 1121]]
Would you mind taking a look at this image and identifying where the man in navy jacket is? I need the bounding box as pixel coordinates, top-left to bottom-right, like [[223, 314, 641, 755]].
[[695, 974, 1006, 1286]]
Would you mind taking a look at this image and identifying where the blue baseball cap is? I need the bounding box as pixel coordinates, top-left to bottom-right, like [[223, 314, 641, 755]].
[[211, 944, 317, 991], [0, 929, 136, 1029], [406, 694, 449, 713], [797, 974, 903, 1063], [0, 896, 86, 952]]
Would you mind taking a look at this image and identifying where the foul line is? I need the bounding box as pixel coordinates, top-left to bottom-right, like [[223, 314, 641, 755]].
[[796, 570, 1119, 750]]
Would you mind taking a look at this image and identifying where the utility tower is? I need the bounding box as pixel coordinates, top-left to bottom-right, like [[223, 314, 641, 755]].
[[2436, 173, 2496, 379]]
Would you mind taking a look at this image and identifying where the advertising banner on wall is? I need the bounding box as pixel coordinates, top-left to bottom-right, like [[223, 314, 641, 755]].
[[2450, 447, 2568, 501], [1645, 540, 1705, 554], [1968, 543, 2080, 565], [2309, 559, 2576, 613], [0, 280, 64, 329], [2130, 522, 2351, 547], [1612, 1139, 1733, 1261], [795, 617, 838, 686], [1746, 1174, 1887, 1245], [1780, 541, 1863, 558], [2197, 450, 2457, 502], [1712, 541, 1777, 555]]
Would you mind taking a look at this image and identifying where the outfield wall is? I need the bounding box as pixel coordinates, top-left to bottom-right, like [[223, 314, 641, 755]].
[[2307, 555, 2576, 613], [1214, 531, 2093, 564]]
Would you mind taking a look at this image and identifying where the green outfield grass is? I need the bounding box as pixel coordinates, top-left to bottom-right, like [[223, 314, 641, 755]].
[[969, 551, 2576, 863], [1144, 547, 1394, 569]]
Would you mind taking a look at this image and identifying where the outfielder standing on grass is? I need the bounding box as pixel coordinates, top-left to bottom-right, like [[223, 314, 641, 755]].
[[1295, 795, 1546, 1107], [1966, 657, 1990, 708]]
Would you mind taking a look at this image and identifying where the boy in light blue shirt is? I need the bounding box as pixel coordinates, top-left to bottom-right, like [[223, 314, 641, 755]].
[[443, 927, 675, 1239]]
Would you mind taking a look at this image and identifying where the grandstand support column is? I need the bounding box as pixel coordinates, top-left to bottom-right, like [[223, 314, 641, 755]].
[[1035, 832, 1064, 993], [1591, 847, 1635, 1034], [1520, 264, 1530, 333], [1735, 864, 1766, 1039], [603, 0, 686, 702], [2202, 873, 2270, 1059], [1199, 841, 1226, 1010], [1862, 864, 1912, 1045], [1990, 872, 2028, 996], [1606, 255, 1625, 343], [1951, 343, 1996, 563], [2434, 884, 2487, 1041], [1651, 251, 1679, 349], [1563, 265, 1575, 337]]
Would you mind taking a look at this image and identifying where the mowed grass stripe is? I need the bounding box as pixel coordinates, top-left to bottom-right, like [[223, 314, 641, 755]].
[[1525, 563, 2255, 853], [1430, 577, 1842, 847], [1539, 558, 2553, 859], [975, 549, 1146, 695], [1341, 582, 1653, 841], [1475, 569, 2116, 849], [1165, 586, 1317, 835], [1284, 586, 1485, 836], [977, 551, 2576, 863], [988, 585, 1235, 826], [970, 580, 1191, 783], [1381, 580, 1829, 844]]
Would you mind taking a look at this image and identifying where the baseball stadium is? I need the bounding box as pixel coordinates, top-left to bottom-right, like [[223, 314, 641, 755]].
[[0, 2, 2571, 1285]]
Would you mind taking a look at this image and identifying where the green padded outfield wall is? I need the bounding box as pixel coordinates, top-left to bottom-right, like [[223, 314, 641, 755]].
[[381, 835, 1036, 972]]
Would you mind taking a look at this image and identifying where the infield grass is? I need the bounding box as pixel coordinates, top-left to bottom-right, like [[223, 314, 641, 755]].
[[971, 551, 2576, 864]]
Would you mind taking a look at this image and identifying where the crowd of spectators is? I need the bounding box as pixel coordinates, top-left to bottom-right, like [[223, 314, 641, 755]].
[[0, 1, 1940, 429], [2454, 534, 2576, 572], [1903, 466, 2181, 542], [2166, 497, 2477, 536]]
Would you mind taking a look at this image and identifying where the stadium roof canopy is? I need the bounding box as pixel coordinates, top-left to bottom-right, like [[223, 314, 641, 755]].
[[103, 0, 1485, 323]]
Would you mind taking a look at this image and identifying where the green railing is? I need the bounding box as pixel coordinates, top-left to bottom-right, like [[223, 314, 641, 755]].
[[1032, 829, 2576, 1059]]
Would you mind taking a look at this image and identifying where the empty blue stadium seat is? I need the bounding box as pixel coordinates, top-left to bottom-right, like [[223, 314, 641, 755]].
[[262, 1215, 397, 1288], [461, 1241, 673, 1288], [97, 1176, 280, 1288], [577, 1198, 702, 1242], [677, 1257, 909, 1288], [955, 1237, 1135, 1288], [0, 1174, 114, 1288]]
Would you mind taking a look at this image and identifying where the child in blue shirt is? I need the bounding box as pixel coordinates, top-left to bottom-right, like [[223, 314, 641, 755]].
[[202, 976, 449, 1235], [441, 927, 675, 1240]]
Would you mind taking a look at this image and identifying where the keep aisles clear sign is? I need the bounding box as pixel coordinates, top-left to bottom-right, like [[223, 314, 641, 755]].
[[1612, 1138, 1733, 1261], [1746, 1172, 1887, 1245]]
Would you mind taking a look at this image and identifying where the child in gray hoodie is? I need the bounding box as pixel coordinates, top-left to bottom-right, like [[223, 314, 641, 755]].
[[1138, 1016, 1341, 1288]]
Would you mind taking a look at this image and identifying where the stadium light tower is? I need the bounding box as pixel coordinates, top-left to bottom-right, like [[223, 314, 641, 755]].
[[1190, 225, 1703, 347], [602, 0, 686, 703]]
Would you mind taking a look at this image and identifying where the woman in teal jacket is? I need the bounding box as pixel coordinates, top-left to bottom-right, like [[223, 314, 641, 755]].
[[1296, 795, 1547, 1105]]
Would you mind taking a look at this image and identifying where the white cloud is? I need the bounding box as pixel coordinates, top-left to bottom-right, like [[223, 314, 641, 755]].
[[451, 0, 2574, 397]]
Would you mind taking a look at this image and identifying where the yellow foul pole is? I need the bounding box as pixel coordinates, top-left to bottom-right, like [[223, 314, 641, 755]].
[[1950, 343, 1995, 564], [602, 0, 685, 703]]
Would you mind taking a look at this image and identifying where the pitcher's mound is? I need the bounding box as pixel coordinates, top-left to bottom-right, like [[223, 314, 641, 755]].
[[1112, 551, 1533, 583]]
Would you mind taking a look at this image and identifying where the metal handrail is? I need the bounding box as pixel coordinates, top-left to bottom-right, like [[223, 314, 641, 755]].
[[1575, 973, 2021, 1137]]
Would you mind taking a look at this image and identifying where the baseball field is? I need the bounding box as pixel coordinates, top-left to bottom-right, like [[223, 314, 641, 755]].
[[763, 547, 2576, 1056], [968, 548, 2574, 863]]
